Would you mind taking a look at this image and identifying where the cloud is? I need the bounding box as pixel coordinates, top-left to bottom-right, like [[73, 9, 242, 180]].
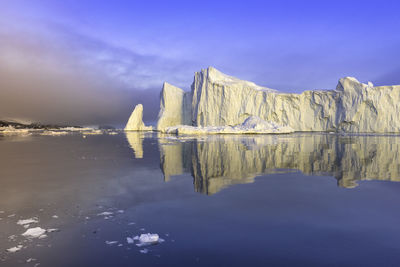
[[0, 22, 195, 126]]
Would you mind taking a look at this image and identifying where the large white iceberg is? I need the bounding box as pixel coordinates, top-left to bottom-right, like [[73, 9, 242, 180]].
[[127, 67, 400, 134]]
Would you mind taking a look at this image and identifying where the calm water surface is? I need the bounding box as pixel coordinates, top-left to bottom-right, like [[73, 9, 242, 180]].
[[1, 132, 400, 266]]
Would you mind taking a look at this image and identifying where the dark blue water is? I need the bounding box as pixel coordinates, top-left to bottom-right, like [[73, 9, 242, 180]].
[[1, 132, 400, 266]]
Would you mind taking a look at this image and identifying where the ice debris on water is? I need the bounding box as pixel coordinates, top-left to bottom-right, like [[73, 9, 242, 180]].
[[17, 218, 39, 225], [97, 212, 113, 216], [6, 245, 23, 253], [126, 237, 134, 244], [140, 248, 149, 254], [105, 241, 118, 245], [134, 233, 163, 247], [22, 227, 47, 238]]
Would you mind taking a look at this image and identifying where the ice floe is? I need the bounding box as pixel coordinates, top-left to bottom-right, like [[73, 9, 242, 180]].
[[22, 227, 46, 238], [97, 211, 113, 216], [134, 233, 163, 247], [17, 218, 39, 226], [6, 245, 23, 253], [139, 248, 149, 254]]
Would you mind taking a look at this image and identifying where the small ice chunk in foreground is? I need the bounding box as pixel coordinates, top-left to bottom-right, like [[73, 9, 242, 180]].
[[17, 218, 39, 225], [22, 227, 46, 238], [105, 241, 118, 245], [127, 237, 134, 244], [6, 245, 23, 253], [139, 233, 159, 243], [97, 212, 113, 216], [135, 233, 160, 247], [140, 248, 149, 254]]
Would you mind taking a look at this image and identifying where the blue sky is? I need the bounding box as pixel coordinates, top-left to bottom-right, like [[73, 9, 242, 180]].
[[0, 0, 399, 125]]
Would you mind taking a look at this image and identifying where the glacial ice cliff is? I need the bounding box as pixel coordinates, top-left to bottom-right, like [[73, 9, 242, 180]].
[[124, 104, 153, 131], [154, 67, 400, 133]]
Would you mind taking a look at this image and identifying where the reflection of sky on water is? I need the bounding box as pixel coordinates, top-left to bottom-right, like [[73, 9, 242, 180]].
[[1, 132, 400, 266]]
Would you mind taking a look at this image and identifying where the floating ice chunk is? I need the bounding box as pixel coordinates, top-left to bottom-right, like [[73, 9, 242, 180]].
[[139, 248, 149, 254], [22, 227, 46, 238], [47, 228, 59, 233], [6, 245, 23, 253], [117, 210, 124, 213], [52, 215, 59, 219], [135, 233, 160, 247], [105, 241, 118, 245], [26, 258, 36, 263], [17, 218, 39, 225], [38, 234, 48, 239], [97, 212, 113, 216], [41, 131, 70, 136], [127, 237, 134, 244], [128, 222, 135, 225]]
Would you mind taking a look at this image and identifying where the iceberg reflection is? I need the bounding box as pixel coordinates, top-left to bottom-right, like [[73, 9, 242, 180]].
[[156, 134, 400, 194]]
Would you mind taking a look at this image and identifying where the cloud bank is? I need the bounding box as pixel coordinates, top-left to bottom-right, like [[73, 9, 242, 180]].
[[0, 23, 194, 126]]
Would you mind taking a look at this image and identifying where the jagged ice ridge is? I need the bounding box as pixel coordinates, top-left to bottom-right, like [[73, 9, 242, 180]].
[[125, 67, 400, 134]]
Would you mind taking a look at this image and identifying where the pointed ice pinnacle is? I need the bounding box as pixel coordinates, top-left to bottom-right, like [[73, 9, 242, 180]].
[[124, 104, 153, 131]]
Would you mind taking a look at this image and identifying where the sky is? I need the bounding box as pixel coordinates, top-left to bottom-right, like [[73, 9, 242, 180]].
[[0, 0, 399, 126]]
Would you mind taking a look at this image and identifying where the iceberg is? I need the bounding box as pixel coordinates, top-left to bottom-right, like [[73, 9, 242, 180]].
[[126, 67, 400, 134], [124, 104, 153, 131], [156, 82, 191, 131]]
